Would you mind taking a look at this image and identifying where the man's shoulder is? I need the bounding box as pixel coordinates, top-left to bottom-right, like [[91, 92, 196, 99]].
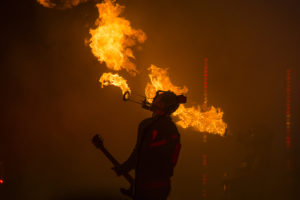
[[139, 117, 154, 127]]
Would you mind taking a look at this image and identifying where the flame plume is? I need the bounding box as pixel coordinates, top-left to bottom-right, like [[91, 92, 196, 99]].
[[173, 105, 227, 135], [145, 65, 188, 101], [146, 65, 227, 135], [99, 73, 131, 94], [89, 0, 146, 75]]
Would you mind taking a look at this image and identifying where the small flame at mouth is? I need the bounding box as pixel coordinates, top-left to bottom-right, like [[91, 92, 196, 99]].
[[99, 73, 131, 94]]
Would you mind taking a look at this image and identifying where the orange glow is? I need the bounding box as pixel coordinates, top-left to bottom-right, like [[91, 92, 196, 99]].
[[37, 0, 55, 8], [89, 0, 146, 75], [99, 73, 131, 94], [286, 69, 292, 170], [0, 179, 3, 184], [286, 69, 291, 149], [37, 0, 89, 9], [202, 174, 207, 185], [202, 189, 207, 198], [146, 65, 227, 135], [202, 154, 207, 166], [204, 57, 208, 105]]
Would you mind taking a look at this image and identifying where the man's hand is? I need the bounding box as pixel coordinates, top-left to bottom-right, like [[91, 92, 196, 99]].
[[92, 134, 103, 149]]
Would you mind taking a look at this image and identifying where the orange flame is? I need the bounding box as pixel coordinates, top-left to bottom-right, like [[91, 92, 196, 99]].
[[37, 0, 55, 8], [89, 0, 146, 75], [146, 65, 227, 135], [173, 105, 227, 135], [37, 0, 88, 9], [145, 65, 188, 101], [99, 73, 131, 94]]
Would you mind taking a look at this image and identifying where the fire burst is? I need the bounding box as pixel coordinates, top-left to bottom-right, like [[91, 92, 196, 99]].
[[174, 105, 226, 135], [146, 65, 226, 135], [89, 0, 146, 75]]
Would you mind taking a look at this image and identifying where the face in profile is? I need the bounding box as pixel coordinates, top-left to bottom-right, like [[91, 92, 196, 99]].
[[151, 95, 167, 115]]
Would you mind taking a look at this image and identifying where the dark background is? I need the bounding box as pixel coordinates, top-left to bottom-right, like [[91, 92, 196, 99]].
[[0, 0, 299, 199]]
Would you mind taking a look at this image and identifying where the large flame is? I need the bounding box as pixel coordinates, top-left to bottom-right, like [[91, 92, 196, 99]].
[[173, 105, 227, 135], [146, 65, 227, 135], [89, 0, 146, 75], [99, 73, 131, 94]]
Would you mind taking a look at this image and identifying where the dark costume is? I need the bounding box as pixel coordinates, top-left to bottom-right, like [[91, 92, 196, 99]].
[[122, 115, 181, 200], [115, 90, 186, 200]]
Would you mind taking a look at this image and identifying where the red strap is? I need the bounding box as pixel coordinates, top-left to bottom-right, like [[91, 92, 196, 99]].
[[172, 134, 178, 140], [152, 130, 158, 141], [150, 139, 167, 147]]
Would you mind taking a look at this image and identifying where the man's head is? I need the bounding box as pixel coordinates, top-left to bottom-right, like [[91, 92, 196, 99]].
[[151, 91, 186, 116]]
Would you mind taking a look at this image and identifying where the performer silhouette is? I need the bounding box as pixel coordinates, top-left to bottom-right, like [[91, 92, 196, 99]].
[[115, 91, 186, 200]]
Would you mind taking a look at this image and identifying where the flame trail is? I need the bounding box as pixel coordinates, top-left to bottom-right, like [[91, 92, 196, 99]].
[[99, 73, 131, 94]]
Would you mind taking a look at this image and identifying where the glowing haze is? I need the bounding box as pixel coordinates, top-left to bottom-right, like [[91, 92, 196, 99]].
[[37, 0, 227, 135]]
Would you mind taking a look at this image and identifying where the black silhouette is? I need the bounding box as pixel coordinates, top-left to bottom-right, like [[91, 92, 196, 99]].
[[92, 134, 134, 198], [116, 91, 186, 200]]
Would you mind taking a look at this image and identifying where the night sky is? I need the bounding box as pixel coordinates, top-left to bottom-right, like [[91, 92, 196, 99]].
[[1, 0, 299, 199]]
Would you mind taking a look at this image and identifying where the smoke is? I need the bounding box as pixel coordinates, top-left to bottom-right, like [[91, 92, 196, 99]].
[[37, 0, 89, 9]]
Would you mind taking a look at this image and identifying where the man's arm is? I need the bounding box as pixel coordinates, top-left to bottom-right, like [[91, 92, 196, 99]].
[[115, 118, 152, 175]]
